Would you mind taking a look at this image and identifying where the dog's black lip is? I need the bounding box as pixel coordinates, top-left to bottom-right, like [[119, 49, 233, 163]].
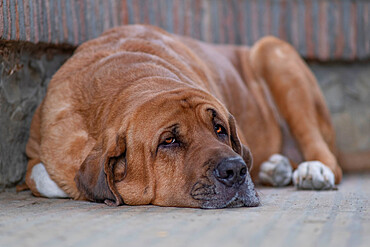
[[190, 182, 217, 201], [200, 192, 260, 209], [200, 194, 244, 209]]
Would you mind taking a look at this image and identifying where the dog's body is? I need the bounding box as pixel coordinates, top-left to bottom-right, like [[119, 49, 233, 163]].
[[24, 25, 342, 208]]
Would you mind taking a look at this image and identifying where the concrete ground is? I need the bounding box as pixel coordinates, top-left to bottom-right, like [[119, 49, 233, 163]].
[[0, 174, 369, 247]]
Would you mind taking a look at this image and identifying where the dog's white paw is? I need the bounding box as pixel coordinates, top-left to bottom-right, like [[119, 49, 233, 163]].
[[293, 161, 335, 190], [31, 163, 68, 198], [259, 154, 292, 187]]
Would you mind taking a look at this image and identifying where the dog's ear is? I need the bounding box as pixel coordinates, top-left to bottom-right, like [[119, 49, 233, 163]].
[[228, 114, 253, 170], [75, 133, 126, 206]]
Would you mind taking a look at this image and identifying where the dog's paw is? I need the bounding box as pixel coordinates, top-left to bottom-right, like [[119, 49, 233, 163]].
[[259, 154, 292, 187], [293, 161, 335, 190], [31, 163, 69, 198]]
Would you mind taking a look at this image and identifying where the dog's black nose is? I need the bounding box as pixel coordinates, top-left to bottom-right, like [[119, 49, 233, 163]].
[[214, 157, 247, 187]]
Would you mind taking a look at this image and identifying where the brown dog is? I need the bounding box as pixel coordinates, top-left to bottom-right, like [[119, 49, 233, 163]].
[[24, 25, 342, 208]]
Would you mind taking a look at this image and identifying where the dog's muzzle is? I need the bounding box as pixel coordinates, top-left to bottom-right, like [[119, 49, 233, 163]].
[[191, 156, 260, 209]]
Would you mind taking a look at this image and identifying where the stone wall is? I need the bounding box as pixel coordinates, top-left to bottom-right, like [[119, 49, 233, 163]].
[[0, 43, 73, 188]]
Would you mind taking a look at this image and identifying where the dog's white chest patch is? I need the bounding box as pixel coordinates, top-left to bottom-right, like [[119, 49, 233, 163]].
[[30, 163, 68, 198]]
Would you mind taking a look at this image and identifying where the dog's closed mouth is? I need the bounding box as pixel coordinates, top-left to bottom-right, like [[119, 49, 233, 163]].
[[200, 193, 260, 209], [190, 182, 217, 200], [225, 193, 246, 208]]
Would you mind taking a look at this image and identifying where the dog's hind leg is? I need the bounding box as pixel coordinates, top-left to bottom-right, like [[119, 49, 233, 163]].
[[250, 37, 342, 190], [24, 103, 68, 198]]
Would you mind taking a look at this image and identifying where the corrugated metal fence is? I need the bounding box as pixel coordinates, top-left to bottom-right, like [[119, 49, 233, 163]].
[[0, 0, 369, 61]]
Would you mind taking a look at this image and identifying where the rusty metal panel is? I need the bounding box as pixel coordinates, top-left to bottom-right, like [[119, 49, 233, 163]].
[[0, 0, 369, 61]]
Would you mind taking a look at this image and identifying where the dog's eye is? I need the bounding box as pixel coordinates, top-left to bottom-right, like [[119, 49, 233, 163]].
[[215, 124, 227, 136], [160, 137, 179, 148], [164, 137, 176, 145]]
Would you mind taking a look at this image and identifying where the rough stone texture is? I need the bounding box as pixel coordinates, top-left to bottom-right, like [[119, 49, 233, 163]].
[[310, 62, 370, 171], [310, 62, 370, 152], [0, 173, 369, 247], [0, 43, 73, 188]]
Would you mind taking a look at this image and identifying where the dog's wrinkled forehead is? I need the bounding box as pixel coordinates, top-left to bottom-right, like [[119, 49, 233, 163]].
[[131, 88, 229, 130]]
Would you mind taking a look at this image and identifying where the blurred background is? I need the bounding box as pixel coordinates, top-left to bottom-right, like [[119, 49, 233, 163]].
[[1, 0, 369, 189]]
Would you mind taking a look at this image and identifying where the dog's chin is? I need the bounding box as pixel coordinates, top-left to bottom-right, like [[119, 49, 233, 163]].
[[200, 191, 260, 209], [191, 174, 260, 209]]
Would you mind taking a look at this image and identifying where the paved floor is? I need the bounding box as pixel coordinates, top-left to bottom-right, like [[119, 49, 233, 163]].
[[0, 174, 369, 247]]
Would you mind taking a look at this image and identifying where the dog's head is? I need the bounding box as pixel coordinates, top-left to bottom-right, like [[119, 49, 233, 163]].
[[75, 87, 259, 208]]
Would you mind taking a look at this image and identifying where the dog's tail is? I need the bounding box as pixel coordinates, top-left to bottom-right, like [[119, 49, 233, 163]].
[[16, 182, 29, 192]]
